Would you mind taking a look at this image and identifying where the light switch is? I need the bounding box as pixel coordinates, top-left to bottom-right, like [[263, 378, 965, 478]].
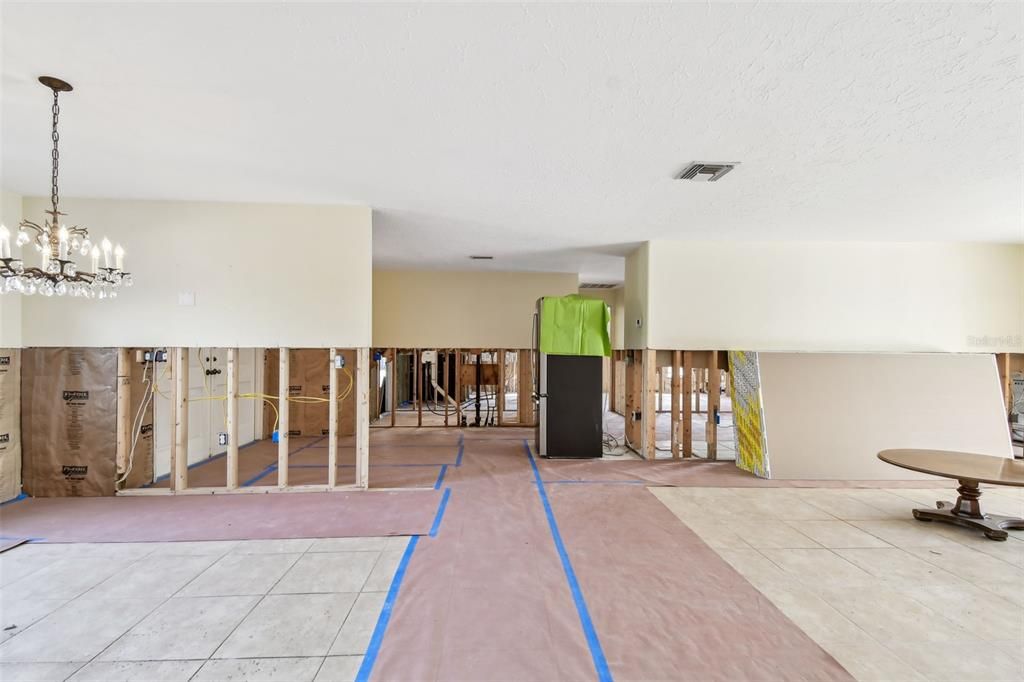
[[177, 292, 196, 306]]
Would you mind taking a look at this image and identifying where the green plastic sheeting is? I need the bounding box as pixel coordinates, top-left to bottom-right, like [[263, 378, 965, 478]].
[[539, 294, 612, 357]]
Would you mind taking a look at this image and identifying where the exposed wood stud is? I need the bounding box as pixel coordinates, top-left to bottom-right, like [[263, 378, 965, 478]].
[[682, 351, 693, 457], [642, 349, 657, 460], [707, 351, 720, 460], [172, 347, 189, 492], [415, 349, 422, 427], [226, 348, 239, 489], [356, 347, 370, 489], [456, 350, 463, 426], [497, 349, 505, 426], [278, 347, 289, 488], [671, 350, 681, 459], [390, 348, 397, 427], [115, 348, 130, 485], [442, 349, 449, 427], [517, 349, 535, 426], [328, 348, 339, 489]]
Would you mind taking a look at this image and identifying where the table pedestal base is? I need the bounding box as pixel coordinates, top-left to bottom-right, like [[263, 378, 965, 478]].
[[911, 480, 1024, 541]]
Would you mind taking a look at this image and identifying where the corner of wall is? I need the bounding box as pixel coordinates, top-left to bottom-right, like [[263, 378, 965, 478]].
[[623, 242, 650, 349]]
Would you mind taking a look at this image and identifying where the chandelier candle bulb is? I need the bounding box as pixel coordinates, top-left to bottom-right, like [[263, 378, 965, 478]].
[[101, 238, 112, 268], [90, 246, 99, 273], [58, 225, 69, 259], [114, 244, 124, 270], [0, 224, 9, 259]]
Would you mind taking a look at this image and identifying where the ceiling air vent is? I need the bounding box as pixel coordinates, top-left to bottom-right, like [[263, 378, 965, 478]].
[[469, 255, 493, 260], [580, 283, 617, 289], [677, 162, 738, 182]]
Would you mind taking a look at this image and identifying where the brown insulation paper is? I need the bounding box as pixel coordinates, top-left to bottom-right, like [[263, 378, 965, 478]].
[[263, 349, 356, 437], [122, 349, 155, 489], [22, 348, 117, 497], [0, 349, 22, 501]]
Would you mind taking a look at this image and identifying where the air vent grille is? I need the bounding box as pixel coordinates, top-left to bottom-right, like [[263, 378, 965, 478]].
[[677, 162, 738, 182], [580, 283, 617, 289], [469, 255, 494, 260]]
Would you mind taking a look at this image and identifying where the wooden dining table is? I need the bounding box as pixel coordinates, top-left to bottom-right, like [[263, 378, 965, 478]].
[[877, 449, 1024, 541]]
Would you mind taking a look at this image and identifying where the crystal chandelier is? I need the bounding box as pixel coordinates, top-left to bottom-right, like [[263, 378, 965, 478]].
[[0, 76, 132, 299]]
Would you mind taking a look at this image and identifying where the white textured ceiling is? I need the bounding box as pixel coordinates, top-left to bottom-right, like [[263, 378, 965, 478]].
[[2, 2, 1022, 283]]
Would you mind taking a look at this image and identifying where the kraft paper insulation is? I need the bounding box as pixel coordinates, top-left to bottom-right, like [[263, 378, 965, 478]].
[[263, 349, 356, 437], [0, 349, 22, 502], [21, 347, 117, 497]]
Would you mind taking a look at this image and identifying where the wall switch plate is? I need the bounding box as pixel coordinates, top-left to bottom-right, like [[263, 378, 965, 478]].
[[217, 432, 228, 446], [177, 292, 196, 306]]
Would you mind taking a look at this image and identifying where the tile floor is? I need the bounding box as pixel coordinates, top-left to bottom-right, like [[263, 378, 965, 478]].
[[651, 485, 1024, 682], [0, 536, 409, 681]]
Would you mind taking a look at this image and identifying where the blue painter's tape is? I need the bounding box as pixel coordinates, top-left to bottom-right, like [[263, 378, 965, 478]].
[[455, 437, 464, 467], [523, 439, 613, 682], [0, 493, 28, 506], [433, 464, 448, 490], [429, 487, 451, 537], [146, 439, 262, 487], [241, 435, 328, 487], [355, 534, 420, 682]]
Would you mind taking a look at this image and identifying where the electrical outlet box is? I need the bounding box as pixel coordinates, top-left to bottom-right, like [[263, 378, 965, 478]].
[[334, 354, 345, 369], [218, 432, 228, 446], [138, 349, 168, 363]]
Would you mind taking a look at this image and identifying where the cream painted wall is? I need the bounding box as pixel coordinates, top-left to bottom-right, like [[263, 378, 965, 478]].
[[0, 190, 23, 347], [759, 352, 1011, 479], [645, 240, 1024, 352], [578, 286, 624, 350], [18, 197, 372, 347], [623, 244, 649, 349], [373, 269, 578, 348]]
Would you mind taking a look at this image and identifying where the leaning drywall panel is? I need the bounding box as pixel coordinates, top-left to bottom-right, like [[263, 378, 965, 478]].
[[0, 349, 22, 501], [759, 352, 1011, 480], [22, 348, 117, 496]]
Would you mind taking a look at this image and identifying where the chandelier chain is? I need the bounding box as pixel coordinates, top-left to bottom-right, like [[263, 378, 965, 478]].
[[51, 89, 60, 214]]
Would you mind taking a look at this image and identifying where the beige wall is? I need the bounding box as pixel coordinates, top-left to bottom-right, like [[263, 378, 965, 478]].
[[623, 243, 649, 349], [759, 352, 1012, 480], [373, 269, 578, 348], [17, 197, 373, 348], [0, 190, 23, 348], [645, 240, 1024, 352], [577, 286, 624, 350]]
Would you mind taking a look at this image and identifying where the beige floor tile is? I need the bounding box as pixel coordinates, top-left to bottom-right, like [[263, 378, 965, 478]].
[[977, 580, 1024, 607], [3, 556, 131, 601], [725, 520, 821, 549], [835, 547, 967, 587], [903, 584, 1024, 642], [99, 595, 259, 661], [823, 586, 962, 643], [178, 553, 301, 597], [796, 491, 896, 520], [679, 519, 751, 549], [759, 548, 876, 590], [724, 489, 836, 520], [230, 539, 315, 554], [884, 488, 955, 508], [68, 659, 203, 681], [329, 592, 385, 655], [85, 554, 219, 600], [362, 550, 404, 592], [316, 655, 363, 682], [849, 520, 970, 549], [842, 490, 926, 518], [765, 588, 867, 644], [823, 639, 927, 682], [194, 656, 324, 681], [272, 553, 379, 594], [147, 541, 239, 556], [0, 553, 57, 587], [0, 597, 160, 663], [787, 520, 891, 549], [884, 638, 1024, 681], [307, 537, 388, 552], [2, 543, 154, 561], [383, 536, 412, 551], [0, 662, 84, 681], [927, 525, 1024, 568], [905, 544, 1024, 584], [214, 593, 357, 659], [0, 598, 68, 643], [991, 639, 1024, 663]]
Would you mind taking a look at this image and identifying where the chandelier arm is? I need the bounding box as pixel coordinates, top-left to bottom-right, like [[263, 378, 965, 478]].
[[18, 221, 45, 234]]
